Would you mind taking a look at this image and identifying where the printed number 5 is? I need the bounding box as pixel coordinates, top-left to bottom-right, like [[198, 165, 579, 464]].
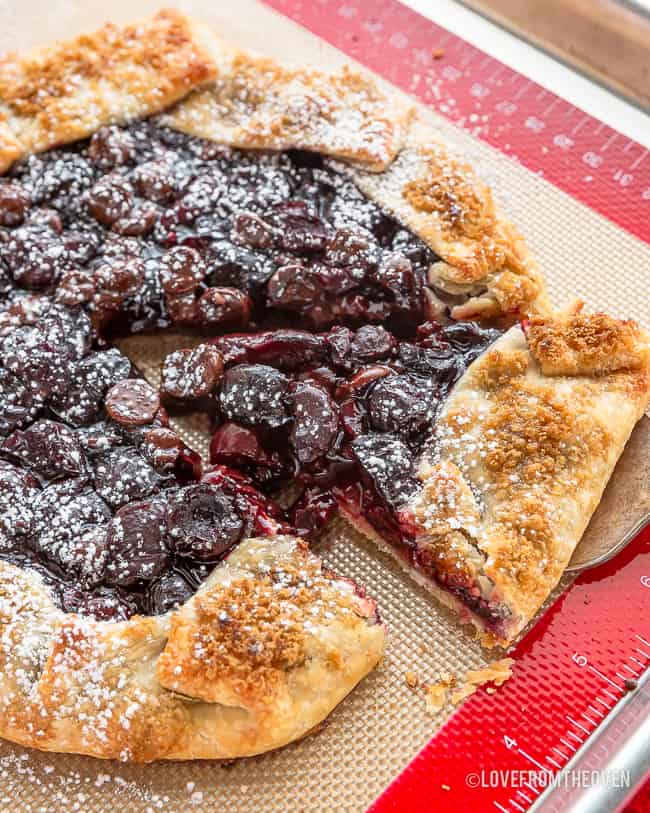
[[572, 652, 587, 667]]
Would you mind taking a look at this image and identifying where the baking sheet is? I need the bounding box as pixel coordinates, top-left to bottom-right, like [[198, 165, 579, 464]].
[[1, 1, 650, 811]]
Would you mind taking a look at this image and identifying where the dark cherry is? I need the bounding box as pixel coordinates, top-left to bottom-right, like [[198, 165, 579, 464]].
[[86, 176, 133, 226], [289, 381, 339, 464], [1, 319, 71, 400], [88, 125, 136, 170], [167, 483, 243, 561], [351, 433, 420, 510], [3, 225, 66, 288], [233, 211, 275, 249], [205, 240, 275, 297], [349, 325, 397, 363], [77, 421, 124, 456], [92, 447, 163, 509], [93, 259, 144, 310], [63, 585, 138, 621], [142, 427, 184, 472], [209, 422, 288, 484], [62, 228, 101, 265], [220, 364, 290, 429], [290, 487, 338, 542], [165, 291, 199, 325], [104, 499, 169, 586], [0, 183, 30, 227], [113, 203, 158, 237], [105, 379, 161, 427], [147, 571, 194, 614], [50, 349, 132, 426], [2, 420, 86, 480], [325, 228, 375, 269], [0, 461, 40, 542], [271, 200, 327, 254], [0, 367, 37, 435], [212, 329, 328, 370], [55, 269, 96, 307], [367, 374, 436, 436], [31, 485, 111, 583], [161, 344, 224, 402], [27, 208, 63, 233], [133, 159, 177, 203], [196, 287, 252, 327], [159, 246, 205, 295], [267, 262, 317, 309]]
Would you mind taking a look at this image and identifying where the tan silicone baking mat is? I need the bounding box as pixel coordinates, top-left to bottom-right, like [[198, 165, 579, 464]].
[[1, 2, 650, 812]]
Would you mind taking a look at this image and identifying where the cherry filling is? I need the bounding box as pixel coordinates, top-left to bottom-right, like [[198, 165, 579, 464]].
[[0, 121, 502, 622], [160, 320, 505, 632]]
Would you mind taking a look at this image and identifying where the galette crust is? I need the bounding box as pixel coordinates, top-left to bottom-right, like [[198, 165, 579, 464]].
[[0, 11, 546, 322], [0, 536, 384, 762], [337, 124, 548, 321], [0, 9, 221, 170], [407, 312, 650, 645], [161, 51, 414, 172], [527, 305, 650, 377]]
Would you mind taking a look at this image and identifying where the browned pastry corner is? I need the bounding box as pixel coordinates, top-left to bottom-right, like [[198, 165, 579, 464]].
[[0, 537, 384, 761], [0, 9, 221, 169]]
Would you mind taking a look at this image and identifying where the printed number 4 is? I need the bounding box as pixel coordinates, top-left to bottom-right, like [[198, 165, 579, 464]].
[[504, 735, 518, 750]]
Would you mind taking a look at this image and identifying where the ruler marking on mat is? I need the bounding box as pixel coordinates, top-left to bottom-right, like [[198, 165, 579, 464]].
[[635, 647, 650, 659], [494, 802, 510, 813], [560, 738, 577, 753], [547, 757, 562, 770], [600, 133, 619, 152], [588, 704, 605, 719], [517, 790, 533, 803], [587, 664, 624, 691], [566, 715, 590, 735], [517, 748, 547, 771], [629, 150, 647, 171], [511, 801, 526, 812], [635, 633, 650, 648]]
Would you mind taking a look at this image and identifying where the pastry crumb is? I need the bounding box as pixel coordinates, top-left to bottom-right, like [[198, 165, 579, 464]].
[[405, 670, 419, 689], [451, 658, 515, 705], [432, 48, 445, 59], [424, 671, 456, 713], [424, 659, 514, 711], [441, 783, 451, 791]]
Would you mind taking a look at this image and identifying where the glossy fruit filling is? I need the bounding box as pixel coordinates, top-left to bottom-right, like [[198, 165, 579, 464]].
[[0, 122, 502, 621]]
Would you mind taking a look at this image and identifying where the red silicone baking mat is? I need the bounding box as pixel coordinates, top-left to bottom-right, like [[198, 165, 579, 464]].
[[259, 1, 650, 811], [263, 0, 650, 246]]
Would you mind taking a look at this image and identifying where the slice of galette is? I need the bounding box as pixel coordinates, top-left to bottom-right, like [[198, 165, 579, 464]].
[[160, 311, 650, 648], [345, 308, 650, 646]]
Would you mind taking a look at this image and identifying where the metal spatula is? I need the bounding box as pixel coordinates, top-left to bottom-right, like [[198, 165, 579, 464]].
[[566, 415, 650, 572]]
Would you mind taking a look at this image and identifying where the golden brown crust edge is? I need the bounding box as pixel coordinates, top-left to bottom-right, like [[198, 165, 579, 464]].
[[0, 8, 546, 323], [407, 311, 650, 646], [0, 9, 221, 162], [0, 536, 384, 762], [335, 123, 549, 323]]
